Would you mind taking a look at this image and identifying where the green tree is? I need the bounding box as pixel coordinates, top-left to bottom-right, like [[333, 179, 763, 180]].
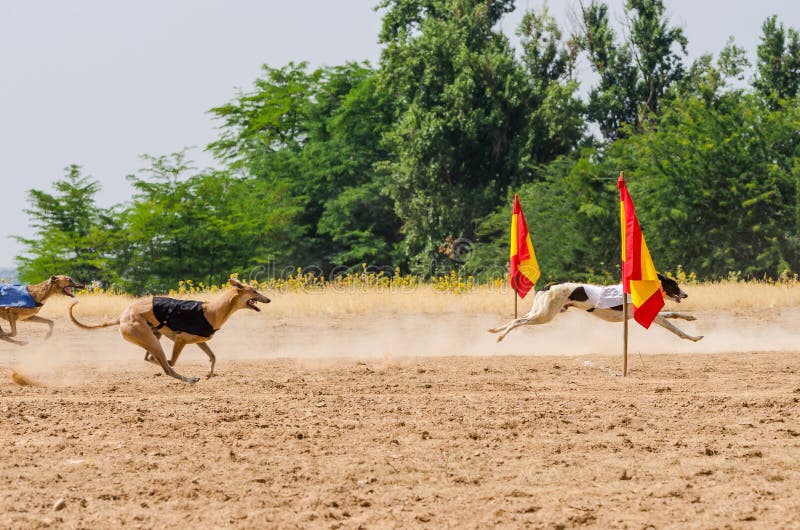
[[621, 92, 800, 278], [15, 165, 119, 285], [514, 6, 585, 175], [377, 0, 583, 273], [210, 62, 399, 268], [474, 41, 800, 283], [677, 38, 749, 106], [576, 0, 687, 140], [298, 65, 400, 265], [472, 153, 619, 284], [377, 0, 519, 273], [318, 180, 399, 264], [753, 15, 800, 108], [118, 153, 303, 293]]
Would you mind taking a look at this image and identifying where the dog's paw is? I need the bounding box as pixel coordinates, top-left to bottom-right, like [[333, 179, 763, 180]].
[[187, 376, 200, 384], [206, 372, 217, 379], [683, 315, 697, 321], [692, 335, 704, 342]]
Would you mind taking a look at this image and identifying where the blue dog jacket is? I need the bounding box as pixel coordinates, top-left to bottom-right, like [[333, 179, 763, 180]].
[[0, 285, 37, 308]]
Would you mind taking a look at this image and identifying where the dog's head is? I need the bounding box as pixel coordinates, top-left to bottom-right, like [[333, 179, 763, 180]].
[[229, 278, 271, 312], [658, 273, 687, 303], [48, 275, 84, 298]]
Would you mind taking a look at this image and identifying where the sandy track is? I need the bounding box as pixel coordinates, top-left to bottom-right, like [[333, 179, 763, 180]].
[[1, 310, 800, 528]]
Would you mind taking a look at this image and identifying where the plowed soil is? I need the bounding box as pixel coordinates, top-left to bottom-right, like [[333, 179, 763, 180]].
[[2, 309, 800, 528]]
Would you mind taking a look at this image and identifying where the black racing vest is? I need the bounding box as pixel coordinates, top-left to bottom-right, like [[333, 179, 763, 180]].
[[152, 297, 217, 338]]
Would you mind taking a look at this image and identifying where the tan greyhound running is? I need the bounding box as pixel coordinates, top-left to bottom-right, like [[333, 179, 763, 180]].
[[68, 278, 270, 383], [1, 275, 83, 345]]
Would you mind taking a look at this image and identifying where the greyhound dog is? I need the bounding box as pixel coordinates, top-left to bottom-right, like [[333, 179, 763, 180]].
[[489, 274, 703, 343], [68, 278, 270, 383], [0, 275, 83, 345]]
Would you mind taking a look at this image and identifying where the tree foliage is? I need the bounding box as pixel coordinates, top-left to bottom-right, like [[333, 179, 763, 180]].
[[117, 153, 303, 293], [576, 0, 687, 139], [209, 61, 400, 268], [754, 15, 800, 108], [15, 165, 118, 285], [13, 3, 800, 290], [378, 0, 583, 272]]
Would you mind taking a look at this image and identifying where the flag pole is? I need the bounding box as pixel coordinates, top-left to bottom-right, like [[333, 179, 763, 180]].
[[513, 273, 518, 318], [620, 170, 628, 377], [623, 290, 629, 377]]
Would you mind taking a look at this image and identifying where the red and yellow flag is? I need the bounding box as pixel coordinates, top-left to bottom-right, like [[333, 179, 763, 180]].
[[618, 175, 663, 328], [510, 194, 540, 298]]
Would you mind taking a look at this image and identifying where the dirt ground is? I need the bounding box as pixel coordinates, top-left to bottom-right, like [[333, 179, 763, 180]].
[[2, 308, 800, 528]]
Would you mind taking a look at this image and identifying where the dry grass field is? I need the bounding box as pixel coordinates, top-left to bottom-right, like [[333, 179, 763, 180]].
[[33, 279, 800, 318], [2, 283, 800, 528]]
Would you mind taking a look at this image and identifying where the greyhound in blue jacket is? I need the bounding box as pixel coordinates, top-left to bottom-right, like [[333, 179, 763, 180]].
[[0, 275, 83, 345]]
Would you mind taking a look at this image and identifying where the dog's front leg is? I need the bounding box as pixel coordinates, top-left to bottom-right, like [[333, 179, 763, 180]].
[[0, 318, 25, 345], [653, 315, 703, 342], [7, 314, 18, 337], [0, 329, 26, 346], [196, 342, 217, 378], [168, 339, 187, 367], [494, 318, 530, 342]]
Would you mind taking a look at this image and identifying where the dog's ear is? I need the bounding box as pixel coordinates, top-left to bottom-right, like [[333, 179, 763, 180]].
[[50, 275, 57, 282], [229, 278, 244, 289]]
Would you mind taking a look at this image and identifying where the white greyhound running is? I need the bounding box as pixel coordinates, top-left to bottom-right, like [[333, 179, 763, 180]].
[[489, 274, 703, 343]]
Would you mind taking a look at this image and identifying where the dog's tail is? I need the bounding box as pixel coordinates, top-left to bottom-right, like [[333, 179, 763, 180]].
[[68, 299, 120, 330]]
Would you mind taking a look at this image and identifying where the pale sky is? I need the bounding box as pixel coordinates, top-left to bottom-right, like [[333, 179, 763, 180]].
[[2, 1, 799, 269]]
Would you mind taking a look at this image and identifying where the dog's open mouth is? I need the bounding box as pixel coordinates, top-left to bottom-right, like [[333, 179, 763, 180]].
[[63, 286, 75, 297], [246, 298, 261, 312]]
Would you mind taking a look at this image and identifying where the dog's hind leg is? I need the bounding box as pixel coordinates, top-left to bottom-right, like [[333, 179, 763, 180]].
[[653, 315, 703, 342], [144, 330, 164, 364], [658, 311, 696, 321], [492, 293, 566, 343], [196, 343, 217, 378], [24, 315, 55, 339]]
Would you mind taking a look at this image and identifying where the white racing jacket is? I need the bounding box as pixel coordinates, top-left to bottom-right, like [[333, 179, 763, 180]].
[[581, 284, 631, 309]]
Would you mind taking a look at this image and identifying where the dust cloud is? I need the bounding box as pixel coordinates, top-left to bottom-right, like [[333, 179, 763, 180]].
[[2, 308, 799, 386]]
